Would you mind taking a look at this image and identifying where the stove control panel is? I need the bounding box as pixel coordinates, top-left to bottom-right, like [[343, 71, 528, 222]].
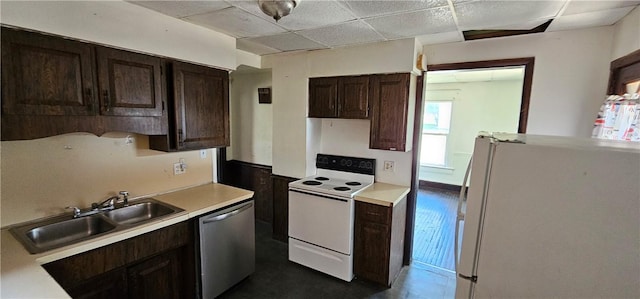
[[316, 154, 376, 175]]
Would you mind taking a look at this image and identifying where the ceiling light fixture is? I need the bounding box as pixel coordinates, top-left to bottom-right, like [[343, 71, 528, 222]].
[[258, 0, 300, 22]]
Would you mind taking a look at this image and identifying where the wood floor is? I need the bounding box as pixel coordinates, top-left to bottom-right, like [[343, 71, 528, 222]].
[[412, 187, 460, 271]]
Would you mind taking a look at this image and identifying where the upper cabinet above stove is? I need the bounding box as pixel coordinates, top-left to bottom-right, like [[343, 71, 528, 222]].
[[308, 75, 369, 119], [369, 73, 415, 152], [309, 72, 415, 152]]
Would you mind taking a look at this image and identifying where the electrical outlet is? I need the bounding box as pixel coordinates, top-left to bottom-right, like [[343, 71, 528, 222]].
[[383, 161, 395, 172], [173, 163, 184, 175], [174, 158, 187, 175], [200, 149, 207, 159]]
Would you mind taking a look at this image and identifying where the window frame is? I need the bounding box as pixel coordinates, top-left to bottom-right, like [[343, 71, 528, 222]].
[[420, 100, 454, 168]]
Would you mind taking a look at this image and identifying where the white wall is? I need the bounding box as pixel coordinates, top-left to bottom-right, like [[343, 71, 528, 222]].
[[319, 119, 414, 186], [229, 70, 273, 165], [1, 134, 214, 227], [264, 39, 418, 184], [424, 26, 614, 138], [611, 6, 640, 60], [420, 80, 523, 185], [0, 1, 236, 70]]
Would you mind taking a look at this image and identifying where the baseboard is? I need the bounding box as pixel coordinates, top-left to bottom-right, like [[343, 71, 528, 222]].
[[419, 180, 461, 192]]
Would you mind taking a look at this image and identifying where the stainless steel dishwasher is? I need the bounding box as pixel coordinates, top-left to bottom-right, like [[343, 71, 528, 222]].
[[197, 200, 255, 299]]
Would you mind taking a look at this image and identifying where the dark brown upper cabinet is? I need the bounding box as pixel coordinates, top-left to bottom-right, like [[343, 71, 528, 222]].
[[308, 77, 339, 118], [308, 76, 369, 119], [96, 47, 164, 117], [0, 27, 167, 140], [1, 27, 97, 117], [369, 73, 414, 152], [151, 61, 230, 151], [339, 76, 370, 119]]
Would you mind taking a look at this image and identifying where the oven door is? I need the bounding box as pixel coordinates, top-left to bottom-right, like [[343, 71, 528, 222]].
[[288, 189, 354, 255]]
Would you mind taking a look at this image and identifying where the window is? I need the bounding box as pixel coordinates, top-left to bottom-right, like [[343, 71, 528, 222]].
[[420, 101, 452, 167]]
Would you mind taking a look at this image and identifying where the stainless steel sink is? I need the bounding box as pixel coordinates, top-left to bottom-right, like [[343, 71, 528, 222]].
[[9, 198, 184, 254], [103, 199, 179, 225], [11, 215, 116, 254]]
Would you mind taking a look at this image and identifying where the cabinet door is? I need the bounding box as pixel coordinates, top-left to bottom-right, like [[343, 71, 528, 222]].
[[172, 61, 230, 150], [66, 268, 127, 299], [1, 28, 96, 116], [97, 47, 164, 117], [128, 249, 182, 299], [338, 76, 369, 119], [254, 167, 274, 223], [369, 73, 410, 151], [308, 77, 338, 118], [272, 175, 298, 242], [354, 220, 391, 285]]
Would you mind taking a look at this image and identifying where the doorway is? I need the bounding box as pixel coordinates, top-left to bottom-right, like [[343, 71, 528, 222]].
[[406, 58, 535, 272]]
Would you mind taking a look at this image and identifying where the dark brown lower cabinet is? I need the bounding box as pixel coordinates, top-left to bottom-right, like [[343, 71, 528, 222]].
[[43, 222, 194, 299], [271, 175, 298, 242], [128, 249, 182, 299], [66, 268, 127, 299], [354, 198, 407, 286], [222, 160, 273, 223]]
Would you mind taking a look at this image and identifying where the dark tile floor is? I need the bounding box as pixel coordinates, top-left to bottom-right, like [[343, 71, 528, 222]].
[[218, 220, 456, 299]]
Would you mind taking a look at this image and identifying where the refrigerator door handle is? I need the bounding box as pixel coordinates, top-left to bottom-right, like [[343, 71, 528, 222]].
[[458, 273, 478, 283], [454, 157, 473, 272]]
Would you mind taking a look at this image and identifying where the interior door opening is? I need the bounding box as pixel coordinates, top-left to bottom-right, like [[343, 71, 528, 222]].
[[408, 58, 534, 274]]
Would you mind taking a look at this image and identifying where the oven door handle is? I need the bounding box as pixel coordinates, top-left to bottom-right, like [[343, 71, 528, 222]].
[[289, 189, 349, 202]]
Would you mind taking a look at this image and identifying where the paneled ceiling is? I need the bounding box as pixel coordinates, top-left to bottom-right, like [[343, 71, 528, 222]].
[[129, 0, 639, 56]]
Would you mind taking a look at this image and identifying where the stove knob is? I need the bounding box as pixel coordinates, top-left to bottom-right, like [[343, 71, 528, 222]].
[[359, 161, 366, 168], [346, 160, 353, 166], [366, 162, 373, 169], [340, 159, 347, 166]]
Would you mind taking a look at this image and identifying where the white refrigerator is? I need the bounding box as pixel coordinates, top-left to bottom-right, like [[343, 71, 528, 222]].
[[455, 133, 640, 299]]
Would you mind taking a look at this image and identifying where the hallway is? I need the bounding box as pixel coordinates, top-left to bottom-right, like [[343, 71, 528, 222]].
[[412, 187, 460, 271]]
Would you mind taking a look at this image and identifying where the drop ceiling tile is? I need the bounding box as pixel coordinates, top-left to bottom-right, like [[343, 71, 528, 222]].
[[562, 0, 640, 16], [233, 0, 356, 30], [342, 0, 449, 18], [454, 0, 565, 30], [365, 7, 456, 39], [128, 1, 231, 18], [237, 38, 282, 55], [548, 6, 635, 31], [298, 20, 385, 47], [416, 31, 463, 45], [245, 33, 329, 51], [183, 6, 287, 38]]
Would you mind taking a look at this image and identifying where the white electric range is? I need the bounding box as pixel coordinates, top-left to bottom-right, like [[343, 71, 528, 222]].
[[288, 154, 376, 281]]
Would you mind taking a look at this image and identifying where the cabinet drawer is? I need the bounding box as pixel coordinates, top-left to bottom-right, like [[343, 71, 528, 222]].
[[356, 201, 390, 224]]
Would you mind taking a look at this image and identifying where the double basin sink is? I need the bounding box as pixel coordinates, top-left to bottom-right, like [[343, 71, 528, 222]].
[[10, 198, 184, 254]]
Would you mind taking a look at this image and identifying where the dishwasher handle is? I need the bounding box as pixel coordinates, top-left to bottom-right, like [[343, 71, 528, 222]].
[[201, 202, 253, 224]]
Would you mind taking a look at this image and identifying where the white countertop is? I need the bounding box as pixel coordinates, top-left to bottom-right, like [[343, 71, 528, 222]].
[[355, 182, 410, 207], [0, 183, 254, 299]]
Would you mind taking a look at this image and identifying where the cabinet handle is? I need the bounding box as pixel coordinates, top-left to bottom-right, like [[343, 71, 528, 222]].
[[103, 90, 110, 112], [85, 88, 94, 112]]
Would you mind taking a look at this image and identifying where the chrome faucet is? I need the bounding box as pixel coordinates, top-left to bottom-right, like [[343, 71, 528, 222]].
[[66, 191, 130, 218], [91, 196, 119, 211], [119, 191, 129, 206], [66, 206, 81, 218]]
